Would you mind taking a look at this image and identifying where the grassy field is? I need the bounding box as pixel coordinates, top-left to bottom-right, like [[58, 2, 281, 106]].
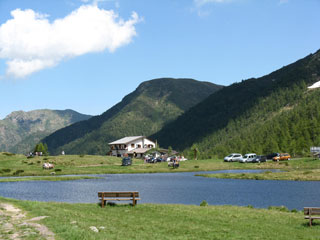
[[0, 176, 102, 182], [1, 152, 320, 180], [0, 197, 319, 240], [197, 169, 320, 181]]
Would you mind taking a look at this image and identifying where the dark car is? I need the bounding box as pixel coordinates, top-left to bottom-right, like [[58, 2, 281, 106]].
[[252, 155, 267, 163], [122, 157, 132, 166], [266, 153, 279, 160]]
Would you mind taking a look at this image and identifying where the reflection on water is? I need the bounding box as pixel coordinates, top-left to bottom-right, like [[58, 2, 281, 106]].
[[0, 170, 318, 210]]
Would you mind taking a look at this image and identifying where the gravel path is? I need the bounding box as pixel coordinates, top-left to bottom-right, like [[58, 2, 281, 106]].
[[0, 202, 55, 240]]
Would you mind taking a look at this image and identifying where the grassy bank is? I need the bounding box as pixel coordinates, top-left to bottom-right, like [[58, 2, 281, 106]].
[[1, 152, 320, 179], [197, 170, 320, 181], [0, 176, 102, 182], [0, 197, 319, 240]]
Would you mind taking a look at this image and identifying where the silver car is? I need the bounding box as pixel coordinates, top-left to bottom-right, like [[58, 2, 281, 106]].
[[224, 153, 242, 162], [239, 153, 257, 163]]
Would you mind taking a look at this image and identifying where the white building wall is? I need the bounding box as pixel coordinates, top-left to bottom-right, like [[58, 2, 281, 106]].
[[110, 137, 155, 157]]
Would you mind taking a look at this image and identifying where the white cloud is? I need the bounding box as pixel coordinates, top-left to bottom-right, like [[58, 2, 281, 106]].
[[0, 5, 141, 78]]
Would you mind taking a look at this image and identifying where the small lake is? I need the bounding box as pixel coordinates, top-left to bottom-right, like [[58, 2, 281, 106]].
[[0, 170, 319, 210]]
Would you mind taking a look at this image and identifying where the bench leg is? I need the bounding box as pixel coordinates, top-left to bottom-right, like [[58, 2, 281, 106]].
[[310, 218, 313, 227], [101, 196, 105, 208]]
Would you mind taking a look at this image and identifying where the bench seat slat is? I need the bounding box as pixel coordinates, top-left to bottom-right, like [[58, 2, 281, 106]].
[[100, 198, 141, 201], [305, 216, 320, 219], [98, 192, 139, 197]]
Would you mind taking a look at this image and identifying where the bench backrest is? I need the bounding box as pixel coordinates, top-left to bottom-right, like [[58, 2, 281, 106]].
[[304, 207, 320, 215], [98, 192, 139, 198]]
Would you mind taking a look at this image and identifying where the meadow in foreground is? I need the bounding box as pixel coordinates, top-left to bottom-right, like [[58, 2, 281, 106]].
[[0, 197, 319, 240]]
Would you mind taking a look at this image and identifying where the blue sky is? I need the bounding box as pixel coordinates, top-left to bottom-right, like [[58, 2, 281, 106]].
[[0, 0, 319, 119]]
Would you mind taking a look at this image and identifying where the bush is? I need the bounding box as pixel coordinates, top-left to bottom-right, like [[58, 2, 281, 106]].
[[2, 169, 11, 173], [2, 152, 15, 156], [28, 162, 34, 165], [200, 200, 208, 207], [13, 170, 24, 175], [247, 205, 254, 208], [43, 158, 49, 160], [194, 166, 199, 168], [79, 154, 85, 158], [291, 209, 298, 213], [55, 169, 62, 172]]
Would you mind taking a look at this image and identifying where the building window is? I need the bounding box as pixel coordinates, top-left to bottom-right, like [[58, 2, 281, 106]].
[[131, 144, 134, 148], [137, 144, 141, 148]]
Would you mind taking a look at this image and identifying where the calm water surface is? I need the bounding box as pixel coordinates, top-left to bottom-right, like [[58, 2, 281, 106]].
[[0, 170, 319, 210]]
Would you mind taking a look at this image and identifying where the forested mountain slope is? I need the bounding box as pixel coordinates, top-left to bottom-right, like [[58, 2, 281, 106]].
[[151, 50, 320, 158], [42, 78, 222, 155], [0, 109, 92, 154]]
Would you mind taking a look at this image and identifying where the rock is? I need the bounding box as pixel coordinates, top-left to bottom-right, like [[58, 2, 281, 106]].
[[89, 226, 99, 233]]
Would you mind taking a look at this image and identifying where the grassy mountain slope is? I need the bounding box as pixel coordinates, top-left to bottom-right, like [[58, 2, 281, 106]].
[[42, 78, 222, 155], [0, 109, 92, 154], [151, 50, 320, 158]]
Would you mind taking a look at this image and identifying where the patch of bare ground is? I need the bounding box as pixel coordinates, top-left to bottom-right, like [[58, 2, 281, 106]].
[[0, 203, 54, 240]]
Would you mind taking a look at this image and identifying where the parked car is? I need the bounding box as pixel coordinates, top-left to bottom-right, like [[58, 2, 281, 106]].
[[122, 157, 132, 166], [252, 155, 267, 163], [273, 153, 291, 161], [266, 153, 279, 160], [224, 153, 242, 162], [239, 153, 257, 163]]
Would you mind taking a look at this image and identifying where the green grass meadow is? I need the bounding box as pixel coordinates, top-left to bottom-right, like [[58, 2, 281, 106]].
[[2, 152, 320, 179], [1, 197, 319, 240]]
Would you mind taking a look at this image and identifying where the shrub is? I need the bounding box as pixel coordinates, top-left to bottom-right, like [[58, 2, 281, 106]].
[[2, 152, 15, 156], [194, 166, 199, 168], [43, 158, 49, 160], [291, 209, 298, 213], [28, 162, 34, 165], [254, 175, 264, 180], [79, 154, 85, 158], [2, 169, 11, 173], [27, 156, 34, 159], [200, 200, 208, 207], [55, 169, 62, 172], [13, 170, 24, 175], [37, 160, 41, 164], [247, 205, 254, 208]]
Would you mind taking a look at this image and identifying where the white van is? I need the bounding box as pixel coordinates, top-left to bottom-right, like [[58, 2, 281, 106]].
[[239, 153, 257, 163]]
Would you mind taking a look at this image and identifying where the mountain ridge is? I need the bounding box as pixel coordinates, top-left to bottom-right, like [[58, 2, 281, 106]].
[[42, 78, 223, 155], [0, 109, 92, 154], [150, 50, 320, 158]]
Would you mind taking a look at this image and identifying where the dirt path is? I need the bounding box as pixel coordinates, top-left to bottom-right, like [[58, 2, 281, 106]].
[[0, 202, 55, 240]]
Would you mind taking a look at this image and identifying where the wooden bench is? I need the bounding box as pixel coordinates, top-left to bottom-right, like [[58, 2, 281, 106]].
[[98, 191, 140, 208], [304, 207, 320, 226]]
